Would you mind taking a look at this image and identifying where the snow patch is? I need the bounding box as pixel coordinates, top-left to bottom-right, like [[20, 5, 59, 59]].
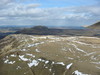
[[10, 54, 16, 57], [28, 42, 44, 47], [56, 62, 65, 66], [35, 49, 41, 52], [26, 54, 35, 58], [4, 59, 15, 64], [19, 55, 28, 61], [66, 63, 73, 69], [73, 70, 89, 75], [28, 60, 39, 67], [45, 60, 49, 64], [71, 44, 87, 53]]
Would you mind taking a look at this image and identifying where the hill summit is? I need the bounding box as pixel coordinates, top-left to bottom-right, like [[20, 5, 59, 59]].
[[31, 26, 49, 30]]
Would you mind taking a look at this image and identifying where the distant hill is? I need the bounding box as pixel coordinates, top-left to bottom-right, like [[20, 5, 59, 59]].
[[15, 26, 100, 37], [16, 26, 54, 35], [87, 21, 100, 29]]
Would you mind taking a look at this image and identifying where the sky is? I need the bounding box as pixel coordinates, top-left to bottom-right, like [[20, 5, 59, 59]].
[[0, 0, 100, 26]]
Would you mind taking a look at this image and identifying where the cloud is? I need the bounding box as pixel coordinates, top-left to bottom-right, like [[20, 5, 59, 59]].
[[0, 0, 13, 4], [0, 0, 99, 26]]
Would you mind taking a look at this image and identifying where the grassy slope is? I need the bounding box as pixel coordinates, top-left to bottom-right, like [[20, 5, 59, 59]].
[[0, 35, 100, 75]]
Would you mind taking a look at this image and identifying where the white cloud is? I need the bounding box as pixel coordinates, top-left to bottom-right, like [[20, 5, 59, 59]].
[[0, 0, 99, 26], [0, 0, 13, 5]]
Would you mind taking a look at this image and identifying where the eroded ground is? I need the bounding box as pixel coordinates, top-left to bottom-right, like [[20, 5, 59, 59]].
[[0, 34, 100, 75]]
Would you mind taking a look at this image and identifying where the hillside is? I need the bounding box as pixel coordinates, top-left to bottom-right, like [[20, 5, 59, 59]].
[[0, 34, 100, 75], [88, 21, 100, 29]]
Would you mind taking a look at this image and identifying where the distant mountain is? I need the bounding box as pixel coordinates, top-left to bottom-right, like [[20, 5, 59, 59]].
[[87, 21, 100, 29]]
